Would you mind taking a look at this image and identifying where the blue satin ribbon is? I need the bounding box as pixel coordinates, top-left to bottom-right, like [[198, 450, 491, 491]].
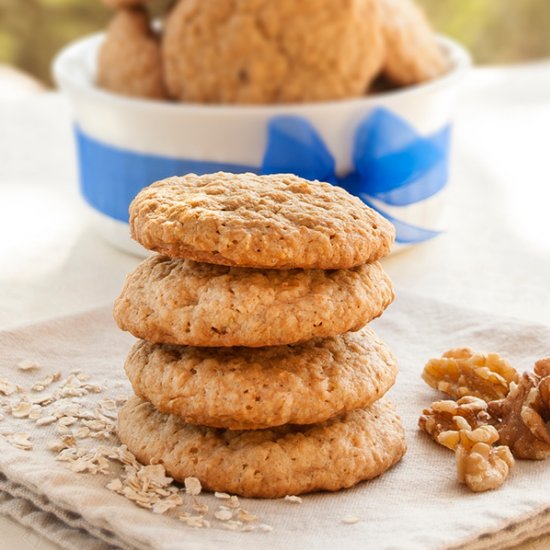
[[262, 108, 451, 243], [76, 107, 450, 243]]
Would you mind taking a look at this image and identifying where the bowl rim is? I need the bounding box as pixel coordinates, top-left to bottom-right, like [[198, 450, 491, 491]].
[[53, 32, 471, 115]]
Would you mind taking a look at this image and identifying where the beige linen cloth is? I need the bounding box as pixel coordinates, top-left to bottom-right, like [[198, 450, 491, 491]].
[[0, 291, 548, 550]]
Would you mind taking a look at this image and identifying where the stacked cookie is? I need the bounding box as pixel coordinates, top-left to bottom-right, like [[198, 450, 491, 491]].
[[114, 172, 406, 498]]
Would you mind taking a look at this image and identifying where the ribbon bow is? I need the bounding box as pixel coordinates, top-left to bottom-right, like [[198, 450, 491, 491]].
[[261, 107, 451, 243]]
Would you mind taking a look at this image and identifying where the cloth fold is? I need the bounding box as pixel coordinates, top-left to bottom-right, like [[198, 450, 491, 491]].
[[0, 292, 549, 550]]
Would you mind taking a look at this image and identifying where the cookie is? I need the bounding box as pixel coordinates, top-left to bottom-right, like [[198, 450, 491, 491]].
[[117, 396, 406, 497], [379, 0, 448, 85], [130, 172, 395, 269], [114, 255, 394, 347], [162, 0, 384, 103], [97, 8, 167, 99], [123, 327, 398, 429]]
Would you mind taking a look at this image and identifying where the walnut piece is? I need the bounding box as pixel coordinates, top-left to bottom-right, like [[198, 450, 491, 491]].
[[422, 348, 519, 401], [419, 396, 493, 450], [455, 426, 515, 492], [488, 362, 550, 460]]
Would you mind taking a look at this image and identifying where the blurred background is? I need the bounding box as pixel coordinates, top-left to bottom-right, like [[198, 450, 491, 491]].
[[1, 0, 550, 88]]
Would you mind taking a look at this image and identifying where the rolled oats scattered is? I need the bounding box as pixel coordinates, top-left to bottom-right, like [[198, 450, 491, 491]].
[[74, 427, 91, 439], [106, 478, 123, 492], [152, 493, 183, 514], [6, 432, 32, 450], [0, 379, 17, 396], [58, 416, 78, 427], [184, 476, 202, 496], [228, 495, 240, 509], [10, 401, 33, 418], [31, 394, 54, 405], [47, 435, 76, 452], [220, 520, 243, 531], [214, 508, 233, 521], [237, 509, 257, 523], [17, 360, 41, 372], [32, 373, 61, 393], [178, 514, 211, 529], [186, 501, 205, 515], [0, 368, 279, 532]]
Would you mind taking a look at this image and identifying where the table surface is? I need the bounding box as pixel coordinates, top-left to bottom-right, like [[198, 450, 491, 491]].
[[0, 63, 549, 549]]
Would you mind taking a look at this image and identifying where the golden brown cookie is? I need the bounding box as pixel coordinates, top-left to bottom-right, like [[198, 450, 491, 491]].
[[123, 327, 398, 429], [117, 396, 406, 497], [113, 255, 394, 347], [130, 172, 395, 269], [97, 8, 167, 99], [379, 0, 448, 86], [162, 0, 384, 103]]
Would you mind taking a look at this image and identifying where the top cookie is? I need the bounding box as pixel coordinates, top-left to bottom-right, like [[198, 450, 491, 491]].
[[130, 172, 395, 269]]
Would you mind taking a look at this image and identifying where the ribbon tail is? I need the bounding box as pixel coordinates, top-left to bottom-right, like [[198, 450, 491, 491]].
[[361, 197, 442, 244]]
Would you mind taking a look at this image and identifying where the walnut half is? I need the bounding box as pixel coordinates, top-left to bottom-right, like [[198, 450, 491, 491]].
[[419, 396, 493, 450], [422, 348, 519, 401], [488, 361, 550, 460], [455, 426, 515, 493]]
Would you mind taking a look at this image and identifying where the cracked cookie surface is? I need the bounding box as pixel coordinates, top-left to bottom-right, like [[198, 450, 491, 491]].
[[114, 255, 394, 347], [117, 396, 406, 497], [123, 327, 398, 429], [130, 172, 394, 269]]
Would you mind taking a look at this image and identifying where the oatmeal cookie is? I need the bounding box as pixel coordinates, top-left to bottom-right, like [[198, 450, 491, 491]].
[[117, 396, 406, 497], [113, 255, 394, 347], [97, 8, 167, 99], [379, 0, 448, 86], [129, 172, 394, 269], [162, 0, 384, 103], [123, 327, 398, 429]]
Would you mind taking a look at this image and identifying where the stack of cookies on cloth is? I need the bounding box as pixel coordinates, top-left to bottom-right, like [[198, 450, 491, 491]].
[[113, 172, 406, 498]]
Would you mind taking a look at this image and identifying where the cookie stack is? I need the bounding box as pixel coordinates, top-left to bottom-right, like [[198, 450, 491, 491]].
[[114, 172, 406, 498]]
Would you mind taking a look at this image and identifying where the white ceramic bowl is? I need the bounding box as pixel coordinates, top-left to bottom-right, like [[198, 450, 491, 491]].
[[53, 33, 470, 256]]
